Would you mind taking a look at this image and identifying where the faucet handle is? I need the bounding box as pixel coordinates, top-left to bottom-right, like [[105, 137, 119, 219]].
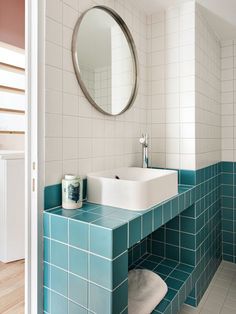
[[139, 136, 145, 144], [139, 133, 148, 146]]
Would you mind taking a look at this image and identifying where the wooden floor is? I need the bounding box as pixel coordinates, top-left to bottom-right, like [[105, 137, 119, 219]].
[[0, 260, 24, 314]]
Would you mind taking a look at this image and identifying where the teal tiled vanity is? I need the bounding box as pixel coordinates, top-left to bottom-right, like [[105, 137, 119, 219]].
[[43, 184, 196, 314], [43, 163, 222, 314]]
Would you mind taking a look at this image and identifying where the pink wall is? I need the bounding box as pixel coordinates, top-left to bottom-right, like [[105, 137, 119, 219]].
[[0, 0, 25, 49]]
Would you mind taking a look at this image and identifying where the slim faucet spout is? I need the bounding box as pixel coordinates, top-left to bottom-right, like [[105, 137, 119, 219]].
[[139, 134, 148, 168]]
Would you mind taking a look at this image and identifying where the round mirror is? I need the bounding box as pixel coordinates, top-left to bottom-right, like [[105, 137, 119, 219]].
[[72, 6, 138, 116]]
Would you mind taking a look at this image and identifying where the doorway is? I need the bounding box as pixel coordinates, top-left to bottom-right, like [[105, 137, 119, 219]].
[[0, 1, 25, 313]]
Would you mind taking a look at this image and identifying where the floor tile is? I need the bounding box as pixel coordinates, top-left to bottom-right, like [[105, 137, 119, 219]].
[[179, 261, 236, 314]]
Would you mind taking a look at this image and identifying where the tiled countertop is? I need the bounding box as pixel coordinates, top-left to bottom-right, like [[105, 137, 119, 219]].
[[45, 184, 195, 251]]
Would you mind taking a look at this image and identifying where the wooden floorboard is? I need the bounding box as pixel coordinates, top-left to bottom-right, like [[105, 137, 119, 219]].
[[0, 260, 24, 313]]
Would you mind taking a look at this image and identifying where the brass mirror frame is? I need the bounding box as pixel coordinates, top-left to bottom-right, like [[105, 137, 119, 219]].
[[71, 5, 139, 116]]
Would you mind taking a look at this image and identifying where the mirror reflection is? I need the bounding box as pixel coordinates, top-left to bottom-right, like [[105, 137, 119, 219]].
[[72, 7, 138, 115]]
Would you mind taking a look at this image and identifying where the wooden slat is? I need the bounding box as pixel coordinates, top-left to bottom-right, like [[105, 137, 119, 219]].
[[0, 86, 25, 93], [0, 108, 25, 115], [0, 62, 25, 73], [0, 131, 25, 135]]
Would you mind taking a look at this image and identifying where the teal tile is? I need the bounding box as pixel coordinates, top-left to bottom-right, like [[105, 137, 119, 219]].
[[160, 259, 178, 268], [114, 253, 128, 286], [69, 301, 87, 314], [51, 240, 68, 270], [180, 216, 196, 234], [89, 283, 111, 314], [44, 184, 62, 210], [107, 209, 140, 221], [224, 243, 234, 255], [179, 284, 186, 305], [92, 217, 125, 229], [166, 277, 183, 290], [142, 211, 152, 237], [129, 216, 141, 247], [221, 161, 233, 173], [171, 295, 179, 314], [44, 287, 50, 313], [180, 170, 196, 185], [222, 185, 233, 197], [146, 255, 163, 264], [69, 273, 87, 308], [222, 219, 233, 232], [163, 201, 171, 223], [43, 213, 50, 237], [221, 173, 234, 185], [43, 262, 50, 288], [44, 237, 50, 263], [166, 216, 179, 230], [155, 264, 173, 276], [222, 197, 233, 209], [90, 252, 127, 290], [152, 227, 165, 242], [164, 288, 177, 301], [51, 215, 68, 243], [90, 254, 112, 289], [166, 230, 179, 246], [51, 265, 68, 296], [138, 259, 157, 270], [154, 205, 163, 229], [52, 208, 87, 217], [69, 247, 88, 279], [166, 244, 179, 260], [170, 269, 189, 281], [171, 198, 179, 217], [176, 264, 194, 274], [179, 194, 184, 211], [89, 205, 117, 215], [112, 280, 128, 313], [51, 291, 68, 314], [81, 202, 100, 211], [181, 248, 195, 266], [69, 220, 88, 250], [151, 241, 164, 257], [155, 299, 170, 313], [181, 232, 196, 250], [73, 212, 101, 223], [182, 205, 195, 218], [90, 223, 127, 259]]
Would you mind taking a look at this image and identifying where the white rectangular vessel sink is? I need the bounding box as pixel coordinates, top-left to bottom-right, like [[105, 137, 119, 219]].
[[87, 167, 178, 211]]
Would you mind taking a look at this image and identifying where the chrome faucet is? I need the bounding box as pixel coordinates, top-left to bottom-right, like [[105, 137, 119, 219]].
[[139, 134, 148, 168]]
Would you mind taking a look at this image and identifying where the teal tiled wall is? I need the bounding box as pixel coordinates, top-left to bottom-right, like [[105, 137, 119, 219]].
[[147, 163, 222, 306], [221, 162, 236, 263]]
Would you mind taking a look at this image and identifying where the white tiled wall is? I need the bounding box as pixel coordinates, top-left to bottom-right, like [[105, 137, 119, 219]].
[[221, 39, 236, 161], [45, 0, 148, 185], [147, 1, 221, 170], [195, 3, 221, 169], [148, 1, 197, 170], [44, 0, 230, 186]]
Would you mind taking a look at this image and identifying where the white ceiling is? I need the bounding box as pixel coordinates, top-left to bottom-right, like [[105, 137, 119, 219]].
[[130, 0, 236, 40], [197, 0, 236, 40], [129, 0, 191, 15]]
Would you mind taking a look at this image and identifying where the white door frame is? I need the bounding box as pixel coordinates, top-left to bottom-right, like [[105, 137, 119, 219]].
[[25, 0, 45, 313]]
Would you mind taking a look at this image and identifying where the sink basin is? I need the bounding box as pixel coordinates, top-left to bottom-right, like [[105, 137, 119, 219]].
[[87, 167, 178, 211]]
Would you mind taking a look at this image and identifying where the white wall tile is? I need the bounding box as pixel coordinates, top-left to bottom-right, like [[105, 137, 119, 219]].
[[45, 0, 149, 184], [46, 18, 63, 46], [221, 40, 236, 162]]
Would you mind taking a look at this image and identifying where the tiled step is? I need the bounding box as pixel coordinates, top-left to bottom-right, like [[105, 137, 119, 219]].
[[129, 254, 195, 314]]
